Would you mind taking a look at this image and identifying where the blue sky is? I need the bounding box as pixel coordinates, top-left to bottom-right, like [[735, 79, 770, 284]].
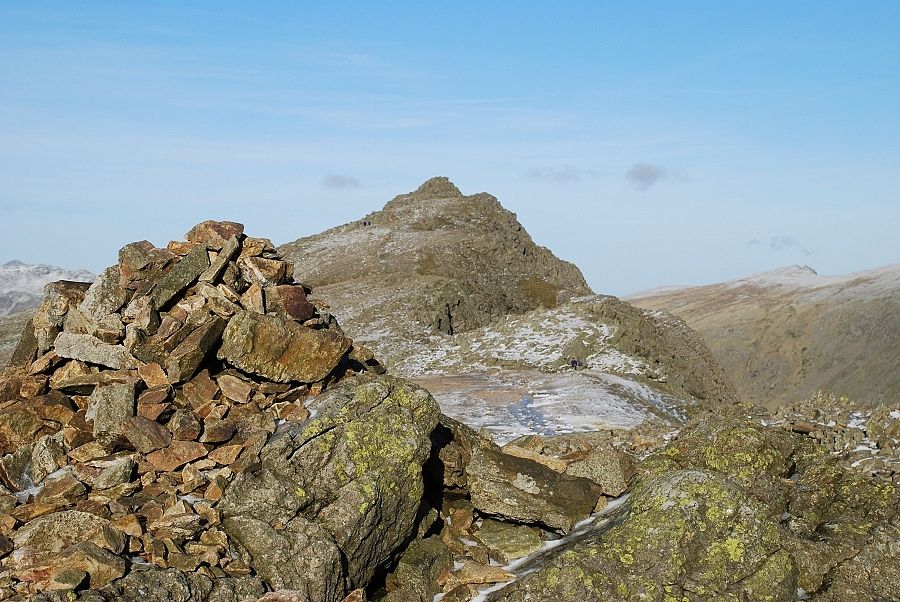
[[1, 2, 898, 295]]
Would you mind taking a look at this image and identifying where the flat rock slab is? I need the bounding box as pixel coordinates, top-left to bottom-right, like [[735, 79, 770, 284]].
[[54, 332, 130, 370], [217, 311, 351, 383]]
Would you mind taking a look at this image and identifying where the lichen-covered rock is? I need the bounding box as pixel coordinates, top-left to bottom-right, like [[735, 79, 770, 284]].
[[636, 415, 900, 601], [490, 470, 797, 602], [219, 375, 441, 601]]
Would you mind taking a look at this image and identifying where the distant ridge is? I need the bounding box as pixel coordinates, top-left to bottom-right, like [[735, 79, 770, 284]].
[[629, 263, 900, 407]]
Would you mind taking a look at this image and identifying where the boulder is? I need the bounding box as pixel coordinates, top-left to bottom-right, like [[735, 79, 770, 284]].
[[466, 443, 602, 533], [220, 376, 441, 600], [217, 310, 351, 383]]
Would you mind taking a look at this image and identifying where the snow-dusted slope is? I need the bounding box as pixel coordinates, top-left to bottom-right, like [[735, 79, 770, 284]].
[[0, 260, 94, 317]]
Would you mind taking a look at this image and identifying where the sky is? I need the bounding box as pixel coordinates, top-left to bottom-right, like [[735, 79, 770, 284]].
[[1, 2, 898, 295]]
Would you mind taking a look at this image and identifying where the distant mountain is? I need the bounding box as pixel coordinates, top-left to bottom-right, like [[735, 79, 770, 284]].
[[0, 260, 94, 317], [629, 263, 900, 407]]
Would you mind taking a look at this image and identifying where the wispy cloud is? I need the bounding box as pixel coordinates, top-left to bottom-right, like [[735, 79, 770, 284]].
[[626, 162, 667, 190], [321, 173, 361, 189], [526, 165, 597, 183], [748, 235, 811, 255]]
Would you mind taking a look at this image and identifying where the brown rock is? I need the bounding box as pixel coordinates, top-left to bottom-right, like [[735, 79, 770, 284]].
[[217, 310, 351, 383], [217, 373, 254, 403], [167, 408, 202, 440], [138, 384, 172, 406], [180, 369, 220, 409], [186, 220, 245, 250], [146, 441, 208, 472], [265, 285, 316, 322], [238, 256, 292, 286], [439, 561, 514, 592], [118, 240, 174, 290], [199, 236, 241, 283], [240, 237, 275, 258], [241, 281, 265, 313], [53, 541, 126, 588], [208, 444, 242, 465], [122, 416, 173, 453], [502, 444, 568, 472], [137, 362, 169, 388]]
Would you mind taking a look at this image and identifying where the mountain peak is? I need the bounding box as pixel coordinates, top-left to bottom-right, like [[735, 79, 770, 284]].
[[411, 176, 462, 198]]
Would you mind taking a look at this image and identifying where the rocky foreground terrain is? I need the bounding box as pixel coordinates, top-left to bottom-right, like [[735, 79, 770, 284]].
[[629, 264, 900, 408], [0, 220, 897, 601]]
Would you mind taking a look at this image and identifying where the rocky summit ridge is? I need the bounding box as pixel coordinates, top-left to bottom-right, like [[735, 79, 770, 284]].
[[0, 217, 897, 601], [279, 176, 592, 344]]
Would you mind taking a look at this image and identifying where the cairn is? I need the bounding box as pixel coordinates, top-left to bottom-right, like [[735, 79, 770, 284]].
[[0, 221, 381, 597]]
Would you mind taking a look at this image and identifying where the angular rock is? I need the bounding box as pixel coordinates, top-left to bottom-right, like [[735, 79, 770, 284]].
[[165, 316, 226, 383], [185, 220, 245, 250], [54, 332, 130, 370], [199, 236, 241, 283], [473, 519, 543, 564], [31, 281, 91, 353], [146, 441, 208, 472], [150, 244, 210, 309], [384, 535, 451, 602], [563, 445, 636, 496], [218, 310, 351, 383], [88, 382, 136, 444], [466, 445, 602, 533], [52, 541, 126, 588], [238, 256, 292, 286], [217, 373, 253, 403], [78, 265, 128, 326]]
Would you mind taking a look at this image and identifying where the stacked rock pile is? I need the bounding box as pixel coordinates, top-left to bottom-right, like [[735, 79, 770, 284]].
[[0, 221, 381, 597]]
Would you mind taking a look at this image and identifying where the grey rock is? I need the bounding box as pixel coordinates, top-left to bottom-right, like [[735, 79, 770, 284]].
[[88, 381, 137, 444], [467, 444, 603, 534], [165, 316, 226, 383], [219, 375, 441, 599], [488, 470, 797, 602], [54, 332, 130, 369], [31, 281, 91, 353], [383, 535, 452, 602], [151, 244, 210, 309]]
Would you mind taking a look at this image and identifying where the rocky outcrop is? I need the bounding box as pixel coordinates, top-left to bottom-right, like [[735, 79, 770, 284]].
[[491, 469, 797, 601], [279, 177, 592, 355], [486, 414, 900, 601], [219, 376, 440, 599], [0, 221, 393, 600]]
